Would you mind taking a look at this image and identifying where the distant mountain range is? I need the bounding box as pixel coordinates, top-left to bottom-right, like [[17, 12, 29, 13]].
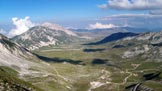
[[70, 27, 150, 38], [11, 25, 153, 50], [84, 32, 139, 45]]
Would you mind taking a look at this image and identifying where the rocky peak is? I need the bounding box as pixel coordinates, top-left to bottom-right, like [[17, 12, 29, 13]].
[[42, 22, 77, 36]]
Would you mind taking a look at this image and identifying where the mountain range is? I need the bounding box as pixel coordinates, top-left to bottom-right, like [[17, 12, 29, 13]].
[[0, 24, 162, 91], [70, 27, 150, 38]]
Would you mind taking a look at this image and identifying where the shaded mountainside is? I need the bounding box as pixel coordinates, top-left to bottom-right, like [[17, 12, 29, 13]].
[[12, 25, 81, 50], [84, 32, 138, 45]]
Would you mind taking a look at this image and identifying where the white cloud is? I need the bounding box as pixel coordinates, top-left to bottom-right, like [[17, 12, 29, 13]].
[[9, 16, 35, 37], [149, 10, 162, 15], [103, 14, 162, 19], [88, 22, 118, 29], [97, 14, 162, 29], [104, 14, 151, 18], [98, 4, 107, 9], [99, 0, 162, 11]]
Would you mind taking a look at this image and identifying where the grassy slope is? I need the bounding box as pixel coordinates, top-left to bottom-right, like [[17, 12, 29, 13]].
[[0, 66, 43, 91]]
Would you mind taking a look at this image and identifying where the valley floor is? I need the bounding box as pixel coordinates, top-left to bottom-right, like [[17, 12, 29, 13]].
[[31, 43, 162, 91]]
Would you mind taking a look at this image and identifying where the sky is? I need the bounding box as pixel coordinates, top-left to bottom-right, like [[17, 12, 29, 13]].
[[0, 0, 108, 23], [1, 0, 162, 36]]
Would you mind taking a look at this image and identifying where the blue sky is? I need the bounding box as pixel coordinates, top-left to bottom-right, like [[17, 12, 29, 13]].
[[0, 0, 151, 23], [1, 0, 162, 36], [0, 0, 108, 23]]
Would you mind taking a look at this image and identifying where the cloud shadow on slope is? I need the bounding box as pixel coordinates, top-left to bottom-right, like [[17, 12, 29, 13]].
[[35, 54, 83, 65], [83, 48, 105, 52]]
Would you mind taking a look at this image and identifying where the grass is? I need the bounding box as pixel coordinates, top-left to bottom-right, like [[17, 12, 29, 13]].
[[111, 73, 129, 83], [136, 61, 162, 70], [31, 62, 107, 91], [0, 66, 43, 91], [143, 81, 162, 91], [0, 66, 18, 77]]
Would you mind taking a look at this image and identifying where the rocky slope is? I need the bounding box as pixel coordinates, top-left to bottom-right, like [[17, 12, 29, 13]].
[[42, 22, 77, 36], [0, 34, 55, 90], [0, 34, 32, 74], [12, 23, 80, 50], [104, 31, 162, 62], [0, 33, 54, 77]]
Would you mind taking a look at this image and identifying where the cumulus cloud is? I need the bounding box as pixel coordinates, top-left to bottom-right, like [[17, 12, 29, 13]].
[[88, 22, 118, 29], [98, 14, 162, 29], [9, 16, 35, 37], [149, 10, 162, 15], [99, 0, 162, 10]]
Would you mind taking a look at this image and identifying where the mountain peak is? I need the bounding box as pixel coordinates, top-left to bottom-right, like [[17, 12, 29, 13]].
[[42, 22, 77, 36], [12, 25, 80, 50], [42, 22, 64, 30]]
